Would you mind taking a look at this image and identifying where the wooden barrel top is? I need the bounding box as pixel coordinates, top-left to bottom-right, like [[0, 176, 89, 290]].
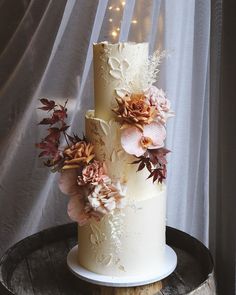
[[0, 223, 216, 294]]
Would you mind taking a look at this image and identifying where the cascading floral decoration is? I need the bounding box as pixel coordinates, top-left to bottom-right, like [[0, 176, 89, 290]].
[[112, 86, 174, 183], [36, 99, 126, 225], [36, 49, 174, 224]]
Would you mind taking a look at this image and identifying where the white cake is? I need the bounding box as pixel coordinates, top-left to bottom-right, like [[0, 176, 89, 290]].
[[77, 42, 167, 276]]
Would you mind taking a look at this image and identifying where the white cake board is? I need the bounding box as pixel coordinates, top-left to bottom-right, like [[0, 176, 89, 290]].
[[67, 245, 177, 287]]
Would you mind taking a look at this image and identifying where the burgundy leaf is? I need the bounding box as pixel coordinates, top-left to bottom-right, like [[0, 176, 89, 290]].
[[38, 150, 50, 157], [53, 110, 67, 121], [38, 106, 53, 111], [38, 98, 56, 111], [137, 161, 145, 171], [145, 160, 152, 172], [60, 125, 69, 132], [152, 171, 159, 183], [38, 118, 55, 125], [131, 159, 142, 164], [45, 127, 61, 143], [147, 170, 155, 179], [67, 133, 83, 144]]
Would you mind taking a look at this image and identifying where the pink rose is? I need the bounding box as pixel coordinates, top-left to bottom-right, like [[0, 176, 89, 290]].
[[121, 122, 166, 157], [77, 160, 107, 185]]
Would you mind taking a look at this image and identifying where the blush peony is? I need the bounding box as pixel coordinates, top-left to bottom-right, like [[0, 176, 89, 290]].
[[145, 86, 174, 124]]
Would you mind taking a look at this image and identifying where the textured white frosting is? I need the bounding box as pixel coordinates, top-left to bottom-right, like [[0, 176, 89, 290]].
[[78, 190, 166, 276], [93, 42, 148, 121], [85, 110, 164, 201], [77, 42, 166, 277]]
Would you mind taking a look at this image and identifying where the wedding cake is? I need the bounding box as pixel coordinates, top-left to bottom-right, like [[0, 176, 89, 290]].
[[78, 42, 172, 276], [36, 41, 173, 278]]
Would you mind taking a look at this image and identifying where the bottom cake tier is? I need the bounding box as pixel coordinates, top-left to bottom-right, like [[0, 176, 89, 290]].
[[77, 189, 166, 277]]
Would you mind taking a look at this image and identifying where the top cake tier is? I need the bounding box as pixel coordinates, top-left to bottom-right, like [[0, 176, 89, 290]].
[[93, 42, 149, 121]]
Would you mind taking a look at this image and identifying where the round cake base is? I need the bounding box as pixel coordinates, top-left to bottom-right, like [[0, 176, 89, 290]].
[[67, 245, 177, 287]]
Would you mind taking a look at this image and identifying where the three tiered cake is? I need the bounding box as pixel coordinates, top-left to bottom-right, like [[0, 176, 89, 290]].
[[78, 42, 172, 276], [36, 41, 174, 280]]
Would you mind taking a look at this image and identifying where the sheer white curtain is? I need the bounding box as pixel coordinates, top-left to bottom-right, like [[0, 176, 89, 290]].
[[0, 0, 210, 257]]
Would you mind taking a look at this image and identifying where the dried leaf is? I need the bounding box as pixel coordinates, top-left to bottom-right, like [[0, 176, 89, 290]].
[[38, 118, 55, 125], [131, 159, 142, 164], [137, 161, 145, 171], [53, 109, 67, 121], [38, 98, 56, 111], [45, 127, 61, 143]]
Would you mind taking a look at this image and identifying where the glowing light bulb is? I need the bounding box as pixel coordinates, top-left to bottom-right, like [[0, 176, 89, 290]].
[[109, 18, 113, 22], [111, 31, 118, 37], [132, 20, 138, 24], [116, 27, 120, 31], [116, 7, 120, 11], [122, 1, 126, 6], [109, 6, 113, 10]]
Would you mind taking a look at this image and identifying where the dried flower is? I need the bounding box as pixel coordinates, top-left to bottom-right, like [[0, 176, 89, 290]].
[[113, 93, 157, 130], [77, 160, 108, 185], [120, 122, 166, 157], [87, 181, 127, 215], [62, 141, 95, 170]]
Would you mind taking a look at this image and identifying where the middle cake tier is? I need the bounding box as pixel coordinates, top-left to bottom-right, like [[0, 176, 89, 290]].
[[85, 110, 164, 202]]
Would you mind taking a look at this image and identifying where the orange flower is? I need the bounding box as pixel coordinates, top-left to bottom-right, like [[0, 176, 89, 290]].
[[113, 93, 157, 130], [62, 141, 95, 170]]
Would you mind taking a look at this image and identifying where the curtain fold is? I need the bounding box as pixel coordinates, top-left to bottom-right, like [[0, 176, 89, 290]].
[[210, 0, 236, 294], [163, 0, 210, 243], [0, 0, 210, 268]]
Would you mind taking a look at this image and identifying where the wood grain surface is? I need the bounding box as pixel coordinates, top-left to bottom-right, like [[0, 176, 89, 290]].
[[0, 223, 216, 295]]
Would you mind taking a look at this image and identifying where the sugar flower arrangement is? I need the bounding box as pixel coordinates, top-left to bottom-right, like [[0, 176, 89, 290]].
[[111, 50, 174, 183], [36, 99, 126, 225], [36, 49, 174, 224], [112, 87, 173, 183]]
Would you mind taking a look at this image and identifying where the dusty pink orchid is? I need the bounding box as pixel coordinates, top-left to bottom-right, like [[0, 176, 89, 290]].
[[121, 122, 166, 157]]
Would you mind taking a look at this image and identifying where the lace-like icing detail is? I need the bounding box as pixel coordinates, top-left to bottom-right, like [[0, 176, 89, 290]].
[[108, 210, 125, 255], [97, 45, 111, 84], [89, 210, 125, 268]]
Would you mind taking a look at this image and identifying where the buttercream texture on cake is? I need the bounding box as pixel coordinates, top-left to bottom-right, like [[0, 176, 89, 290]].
[[77, 41, 167, 276], [93, 42, 149, 121]]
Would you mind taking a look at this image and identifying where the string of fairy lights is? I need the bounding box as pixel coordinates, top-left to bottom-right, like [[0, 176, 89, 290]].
[[108, 1, 138, 39]]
